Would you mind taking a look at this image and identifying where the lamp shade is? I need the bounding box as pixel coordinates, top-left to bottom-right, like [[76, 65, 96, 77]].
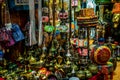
[[112, 3, 120, 13]]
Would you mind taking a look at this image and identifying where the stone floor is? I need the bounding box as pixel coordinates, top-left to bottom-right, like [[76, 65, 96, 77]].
[[113, 62, 120, 80]]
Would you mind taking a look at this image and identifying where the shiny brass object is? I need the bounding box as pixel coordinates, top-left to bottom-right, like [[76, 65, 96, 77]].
[[58, 45, 65, 53], [112, 13, 120, 28], [84, 69, 92, 78], [17, 52, 23, 61], [54, 63, 62, 70], [57, 55, 63, 64], [50, 41, 56, 52], [66, 57, 71, 65], [29, 55, 36, 64], [24, 65, 27, 73], [88, 64, 98, 74], [28, 50, 36, 64], [76, 69, 85, 79], [38, 53, 46, 67], [0, 69, 8, 74], [112, 44, 117, 49], [39, 59, 44, 65], [71, 64, 78, 71], [6, 75, 13, 80], [55, 55, 63, 69]]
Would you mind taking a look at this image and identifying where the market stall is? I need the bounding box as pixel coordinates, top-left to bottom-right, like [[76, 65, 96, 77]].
[[0, 0, 120, 80]]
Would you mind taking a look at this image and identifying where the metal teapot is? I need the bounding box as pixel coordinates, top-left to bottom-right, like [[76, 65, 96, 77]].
[[76, 68, 85, 79], [84, 68, 92, 79], [29, 54, 36, 65], [88, 64, 98, 74]]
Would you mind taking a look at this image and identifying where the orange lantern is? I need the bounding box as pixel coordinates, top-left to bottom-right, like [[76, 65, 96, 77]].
[[112, 3, 120, 13]]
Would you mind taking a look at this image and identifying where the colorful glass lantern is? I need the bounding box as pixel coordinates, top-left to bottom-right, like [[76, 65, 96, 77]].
[[112, 3, 120, 13], [95, 0, 111, 3]]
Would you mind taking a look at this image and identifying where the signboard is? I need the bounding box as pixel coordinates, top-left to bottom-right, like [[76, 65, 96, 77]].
[[15, 0, 38, 5]]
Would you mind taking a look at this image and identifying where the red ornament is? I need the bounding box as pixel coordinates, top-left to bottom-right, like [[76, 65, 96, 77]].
[[42, 16, 49, 23]]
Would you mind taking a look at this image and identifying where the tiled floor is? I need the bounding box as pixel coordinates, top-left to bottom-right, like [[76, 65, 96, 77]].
[[113, 62, 120, 80]]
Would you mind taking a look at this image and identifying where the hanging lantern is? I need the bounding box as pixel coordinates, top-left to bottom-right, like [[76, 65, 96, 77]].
[[42, 7, 49, 14], [95, 0, 111, 3], [56, 22, 68, 32], [112, 3, 120, 13], [112, 14, 120, 28], [44, 25, 55, 33], [58, 9, 68, 20], [42, 16, 49, 23], [50, 41, 56, 52], [71, 0, 78, 7]]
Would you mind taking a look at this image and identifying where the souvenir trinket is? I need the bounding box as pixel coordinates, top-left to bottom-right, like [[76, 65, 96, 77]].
[[56, 22, 68, 32], [88, 64, 98, 74], [76, 69, 85, 79], [29, 54, 36, 65], [42, 7, 49, 14], [84, 68, 92, 78], [112, 13, 120, 28]]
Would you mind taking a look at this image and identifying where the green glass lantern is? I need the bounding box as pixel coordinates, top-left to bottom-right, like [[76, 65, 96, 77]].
[[95, 0, 111, 3], [44, 25, 55, 33]]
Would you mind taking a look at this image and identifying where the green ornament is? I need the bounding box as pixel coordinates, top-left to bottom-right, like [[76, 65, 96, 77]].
[[95, 0, 111, 3], [0, 66, 3, 71], [28, 70, 32, 73], [44, 25, 55, 32]]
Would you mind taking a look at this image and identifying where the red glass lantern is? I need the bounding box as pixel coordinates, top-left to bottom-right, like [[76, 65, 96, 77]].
[[42, 16, 49, 23], [58, 9, 68, 20]]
